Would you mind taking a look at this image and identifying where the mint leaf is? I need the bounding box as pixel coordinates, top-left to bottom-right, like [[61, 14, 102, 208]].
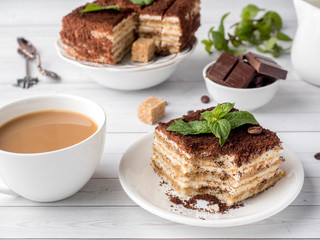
[[257, 24, 272, 41], [276, 32, 292, 41], [200, 110, 216, 122], [262, 11, 282, 30], [201, 40, 214, 54], [188, 121, 211, 134], [166, 119, 195, 135], [211, 31, 228, 51], [201, 102, 234, 122], [167, 103, 260, 147], [224, 111, 259, 129], [214, 102, 235, 119], [218, 13, 230, 36], [80, 4, 120, 13], [208, 119, 231, 146], [235, 20, 254, 41], [264, 37, 277, 51], [130, 0, 154, 6], [241, 4, 263, 20], [166, 120, 210, 135]]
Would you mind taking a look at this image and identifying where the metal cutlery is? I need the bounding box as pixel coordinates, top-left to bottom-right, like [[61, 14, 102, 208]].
[[17, 37, 60, 81]]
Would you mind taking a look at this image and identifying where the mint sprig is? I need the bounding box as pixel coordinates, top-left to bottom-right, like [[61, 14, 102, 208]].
[[167, 103, 259, 147], [130, 0, 154, 6], [79, 4, 120, 13], [201, 4, 292, 57]]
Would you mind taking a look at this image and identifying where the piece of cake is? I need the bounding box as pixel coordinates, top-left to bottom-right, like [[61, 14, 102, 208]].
[[138, 0, 176, 48], [60, 0, 201, 64], [60, 3, 137, 64], [137, 96, 166, 125], [151, 106, 285, 207], [161, 0, 201, 53], [131, 38, 156, 62]]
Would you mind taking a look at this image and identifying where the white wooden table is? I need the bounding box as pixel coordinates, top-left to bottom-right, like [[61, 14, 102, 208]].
[[0, 0, 320, 238]]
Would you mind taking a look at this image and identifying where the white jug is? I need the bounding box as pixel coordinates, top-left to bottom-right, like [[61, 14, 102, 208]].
[[291, 0, 320, 86]]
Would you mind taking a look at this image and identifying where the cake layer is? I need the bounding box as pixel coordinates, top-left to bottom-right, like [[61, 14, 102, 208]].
[[138, 0, 176, 48], [152, 156, 285, 206], [60, 5, 136, 64], [161, 0, 201, 52], [154, 130, 282, 174], [152, 143, 283, 192], [153, 146, 283, 189]]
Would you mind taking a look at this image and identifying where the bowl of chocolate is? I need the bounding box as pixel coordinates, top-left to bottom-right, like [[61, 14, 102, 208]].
[[203, 52, 287, 111]]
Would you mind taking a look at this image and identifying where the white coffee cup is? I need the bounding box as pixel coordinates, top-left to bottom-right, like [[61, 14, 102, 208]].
[[0, 94, 106, 202]]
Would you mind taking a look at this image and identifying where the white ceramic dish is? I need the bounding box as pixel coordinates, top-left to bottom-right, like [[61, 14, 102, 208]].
[[119, 132, 304, 227], [203, 61, 280, 111], [56, 39, 197, 90]]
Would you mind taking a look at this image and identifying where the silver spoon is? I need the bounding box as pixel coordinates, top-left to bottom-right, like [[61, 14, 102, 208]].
[[16, 48, 39, 88], [17, 37, 60, 80]]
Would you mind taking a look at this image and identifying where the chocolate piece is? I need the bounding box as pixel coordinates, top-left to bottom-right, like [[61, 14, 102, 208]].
[[248, 75, 276, 88], [201, 95, 210, 103], [314, 152, 320, 160], [249, 75, 264, 88], [206, 52, 238, 86], [245, 52, 287, 79], [225, 62, 256, 88], [187, 110, 195, 115], [248, 126, 263, 135]]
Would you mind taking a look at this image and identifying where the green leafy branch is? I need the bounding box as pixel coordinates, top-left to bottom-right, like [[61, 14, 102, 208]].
[[167, 103, 259, 147], [202, 4, 292, 57]]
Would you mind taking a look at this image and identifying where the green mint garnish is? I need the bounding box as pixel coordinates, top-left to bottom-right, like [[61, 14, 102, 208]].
[[130, 0, 154, 6], [167, 103, 259, 147], [201, 4, 292, 57], [79, 4, 120, 13]]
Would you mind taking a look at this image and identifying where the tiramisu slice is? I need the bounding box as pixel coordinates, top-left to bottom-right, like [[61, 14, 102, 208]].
[[161, 0, 201, 53], [60, 3, 137, 64], [151, 104, 285, 207], [138, 0, 176, 48]]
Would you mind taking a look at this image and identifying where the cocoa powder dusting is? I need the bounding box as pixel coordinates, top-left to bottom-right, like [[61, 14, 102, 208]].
[[166, 192, 243, 214]]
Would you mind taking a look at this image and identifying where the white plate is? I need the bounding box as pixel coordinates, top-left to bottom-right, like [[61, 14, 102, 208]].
[[55, 39, 197, 90], [119, 132, 304, 227]]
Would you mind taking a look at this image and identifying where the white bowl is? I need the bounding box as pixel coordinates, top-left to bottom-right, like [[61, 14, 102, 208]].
[[203, 61, 280, 111], [0, 94, 106, 202], [56, 39, 197, 90]]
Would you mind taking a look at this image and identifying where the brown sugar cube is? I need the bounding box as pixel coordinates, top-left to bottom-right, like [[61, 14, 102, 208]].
[[131, 38, 156, 63], [137, 96, 166, 125]]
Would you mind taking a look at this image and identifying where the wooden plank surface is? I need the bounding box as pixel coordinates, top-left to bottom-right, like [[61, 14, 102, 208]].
[[0, 0, 319, 238]]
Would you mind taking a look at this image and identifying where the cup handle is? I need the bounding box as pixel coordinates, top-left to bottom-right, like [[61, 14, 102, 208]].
[[0, 178, 18, 197]]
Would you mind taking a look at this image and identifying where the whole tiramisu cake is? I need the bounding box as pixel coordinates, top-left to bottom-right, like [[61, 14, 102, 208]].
[[151, 103, 285, 207], [60, 0, 201, 64]]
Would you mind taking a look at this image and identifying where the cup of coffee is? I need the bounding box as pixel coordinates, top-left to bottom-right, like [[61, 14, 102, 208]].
[[0, 94, 106, 202]]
